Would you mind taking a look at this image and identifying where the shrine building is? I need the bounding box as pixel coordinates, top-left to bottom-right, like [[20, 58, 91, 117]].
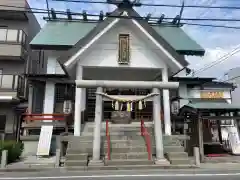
[[20, 0, 240, 167]]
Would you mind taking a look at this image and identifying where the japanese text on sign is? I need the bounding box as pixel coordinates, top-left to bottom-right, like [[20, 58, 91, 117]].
[[200, 91, 224, 99]]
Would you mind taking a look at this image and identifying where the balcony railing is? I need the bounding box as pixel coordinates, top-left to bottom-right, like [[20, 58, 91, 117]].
[[0, 0, 26, 11], [0, 28, 27, 46], [0, 74, 28, 99], [0, 28, 28, 59]]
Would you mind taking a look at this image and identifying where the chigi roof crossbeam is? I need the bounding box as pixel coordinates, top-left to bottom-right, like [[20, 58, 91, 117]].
[[43, 0, 186, 28]]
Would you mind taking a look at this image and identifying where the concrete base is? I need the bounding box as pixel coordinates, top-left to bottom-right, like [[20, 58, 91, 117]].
[[88, 160, 104, 166], [154, 158, 170, 165]]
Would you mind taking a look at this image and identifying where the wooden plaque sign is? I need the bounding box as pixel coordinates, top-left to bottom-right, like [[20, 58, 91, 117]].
[[118, 34, 130, 64]]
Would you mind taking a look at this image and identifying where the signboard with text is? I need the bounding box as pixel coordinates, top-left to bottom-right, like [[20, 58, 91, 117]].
[[200, 91, 224, 99]]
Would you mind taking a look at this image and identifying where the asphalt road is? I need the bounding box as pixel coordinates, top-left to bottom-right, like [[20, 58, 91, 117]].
[[1, 169, 240, 180]]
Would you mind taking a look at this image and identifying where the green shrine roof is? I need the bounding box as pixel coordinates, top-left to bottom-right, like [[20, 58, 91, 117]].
[[30, 20, 205, 56], [152, 26, 205, 56], [30, 21, 97, 50], [186, 102, 240, 110]]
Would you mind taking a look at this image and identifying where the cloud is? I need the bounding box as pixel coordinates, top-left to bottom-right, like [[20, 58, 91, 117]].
[[187, 45, 240, 77], [27, 0, 240, 78]]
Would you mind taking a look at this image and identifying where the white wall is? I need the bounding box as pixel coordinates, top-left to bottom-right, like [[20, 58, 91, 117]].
[[77, 20, 167, 71], [227, 67, 240, 105], [46, 52, 65, 75], [178, 83, 189, 108]]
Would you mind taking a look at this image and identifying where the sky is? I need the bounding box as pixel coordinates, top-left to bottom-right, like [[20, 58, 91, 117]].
[[27, 0, 240, 79]]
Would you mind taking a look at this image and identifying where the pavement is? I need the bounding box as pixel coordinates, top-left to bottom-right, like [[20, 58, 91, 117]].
[[2, 159, 240, 180], [1, 169, 240, 180]]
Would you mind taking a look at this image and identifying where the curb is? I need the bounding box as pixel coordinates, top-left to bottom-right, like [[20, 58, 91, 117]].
[[2, 163, 240, 172], [0, 165, 198, 172], [0, 167, 61, 172]]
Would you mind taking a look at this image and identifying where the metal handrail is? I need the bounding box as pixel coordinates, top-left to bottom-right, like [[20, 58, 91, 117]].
[[141, 119, 152, 160], [106, 120, 111, 160], [22, 113, 68, 121]]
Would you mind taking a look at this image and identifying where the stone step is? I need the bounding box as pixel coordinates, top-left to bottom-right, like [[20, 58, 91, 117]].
[[67, 144, 93, 151], [109, 152, 149, 159], [85, 126, 152, 130], [65, 153, 89, 161], [67, 148, 93, 155], [168, 158, 191, 165], [104, 144, 148, 149], [105, 159, 153, 166], [67, 136, 93, 141], [163, 142, 182, 146], [104, 146, 149, 153], [105, 139, 144, 143], [163, 135, 188, 141], [166, 152, 188, 159], [164, 146, 185, 153], [109, 135, 145, 140], [65, 160, 88, 167], [84, 130, 153, 135], [104, 142, 146, 147], [66, 164, 196, 171], [68, 142, 93, 148]]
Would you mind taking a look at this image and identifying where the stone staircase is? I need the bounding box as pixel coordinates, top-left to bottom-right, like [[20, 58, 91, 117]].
[[104, 134, 154, 166], [147, 127, 192, 165], [64, 122, 193, 169], [163, 136, 192, 165], [64, 136, 93, 168]]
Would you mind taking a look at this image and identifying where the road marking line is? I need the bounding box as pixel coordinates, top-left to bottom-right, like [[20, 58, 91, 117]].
[[1, 173, 240, 179]]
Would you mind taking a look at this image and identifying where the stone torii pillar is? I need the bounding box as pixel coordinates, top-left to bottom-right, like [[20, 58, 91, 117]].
[[153, 88, 169, 165], [90, 87, 103, 165]]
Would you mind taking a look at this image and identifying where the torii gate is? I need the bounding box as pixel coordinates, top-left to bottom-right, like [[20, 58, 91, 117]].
[[75, 80, 179, 165]]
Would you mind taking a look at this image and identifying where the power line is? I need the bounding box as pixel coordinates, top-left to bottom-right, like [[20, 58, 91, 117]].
[[1, 4, 240, 29], [194, 45, 240, 73], [52, 0, 240, 10], [223, 75, 240, 82], [194, 47, 240, 75], [53, 0, 240, 32], [3, 4, 240, 22], [171, 23, 240, 29], [24, 10, 240, 22]]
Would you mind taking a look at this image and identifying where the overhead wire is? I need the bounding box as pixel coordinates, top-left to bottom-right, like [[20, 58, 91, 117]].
[[184, 0, 240, 75], [4, 6, 240, 22], [194, 47, 240, 74], [0, 2, 239, 29], [193, 46, 240, 75], [223, 75, 240, 82], [52, 0, 240, 10]]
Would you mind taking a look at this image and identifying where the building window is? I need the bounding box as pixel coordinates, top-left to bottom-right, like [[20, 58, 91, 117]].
[[0, 28, 27, 48], [0, 29, 7, 41], [0, 69, 2, 88], [6, 29, 18, 42], [118, 34, 130, 64], [0, 115, 6, 133]]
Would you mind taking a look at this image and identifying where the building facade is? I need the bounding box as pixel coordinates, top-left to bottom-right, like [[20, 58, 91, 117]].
[[0, 0, 41, 140]]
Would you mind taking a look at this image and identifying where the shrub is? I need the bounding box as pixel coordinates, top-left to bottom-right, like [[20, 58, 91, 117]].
[[0, 140, 24, 163]]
